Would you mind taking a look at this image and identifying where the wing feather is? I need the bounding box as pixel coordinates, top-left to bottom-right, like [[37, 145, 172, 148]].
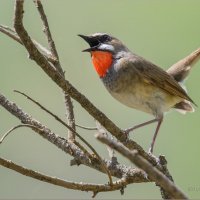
[[128, 54, 195, 104]]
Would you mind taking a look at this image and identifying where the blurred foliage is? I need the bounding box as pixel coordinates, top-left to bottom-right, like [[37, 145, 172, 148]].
[[0, 0, 200, 199]]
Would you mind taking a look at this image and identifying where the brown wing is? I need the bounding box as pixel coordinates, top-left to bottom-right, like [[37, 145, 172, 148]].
[[128, 54, 195, 105]]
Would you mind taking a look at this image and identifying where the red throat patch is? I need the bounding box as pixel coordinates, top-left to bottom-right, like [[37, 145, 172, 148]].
[[91, 51, 113, 77]]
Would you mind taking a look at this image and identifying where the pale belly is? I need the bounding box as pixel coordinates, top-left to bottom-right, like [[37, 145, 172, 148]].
[[109, 85, 182, 117]]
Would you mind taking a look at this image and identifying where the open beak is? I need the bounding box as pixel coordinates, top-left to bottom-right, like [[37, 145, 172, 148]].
[[78, 34, 100, 52]]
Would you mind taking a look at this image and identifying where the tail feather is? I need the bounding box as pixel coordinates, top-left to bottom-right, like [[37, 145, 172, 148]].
[[168, 48, 200, 113], [174, 100, 195, 114], [167, 48, 200, 82]]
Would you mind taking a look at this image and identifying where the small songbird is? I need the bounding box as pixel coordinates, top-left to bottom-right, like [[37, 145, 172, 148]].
[[79, 33, 197, 153]]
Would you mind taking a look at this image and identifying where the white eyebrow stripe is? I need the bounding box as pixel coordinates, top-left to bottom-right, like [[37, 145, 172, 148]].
[[98, 44, 114, 51]]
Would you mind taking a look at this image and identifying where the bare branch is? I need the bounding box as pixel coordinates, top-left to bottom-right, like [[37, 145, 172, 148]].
[[33, 1, 58, 59], [33, 0, 63, 74], [64, 92, 76, 141], [0, 92, 80, 157], [0, 25, 56, 63], [158, 155, 174, 199], [33, 0, 76, 141], [0, 25, 22, 44], [96, 122, 175, 199], [0, 92, 149, 183], [0, 157, 127, 194], [96, 133, 188, 199], [96, 121, 117, 160], [0, 124, 37, 144], [73, 140, 93, 160], [13, 90, 113, 185], [76, 124, 97, 131], [13, 90, 72, 130]]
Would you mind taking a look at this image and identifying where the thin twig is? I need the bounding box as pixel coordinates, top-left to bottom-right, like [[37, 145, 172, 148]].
[[0, 25, 22, 44], [96, 133, 188, 199], [33, 1, 59, 60], [64, 92, 76, 141], [33, 0, 76, 141], [13, 90, 70, 128], [0, 25, 55, 63], [96, 121, 116, 160], [76, 124, 97, 131], [0, 124, 38, 144], [0, 157, 126, 194], [13, 90, 89, 150], [33, 0, 63, 74], [73, 140, 93, 160], [13, 90, 113, 185]]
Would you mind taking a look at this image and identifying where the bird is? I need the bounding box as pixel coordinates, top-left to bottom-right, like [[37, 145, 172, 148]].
[[79, 33, 197, 153]]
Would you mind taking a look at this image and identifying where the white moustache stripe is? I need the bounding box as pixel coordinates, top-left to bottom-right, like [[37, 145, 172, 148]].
[[99, 44, 114, 51]]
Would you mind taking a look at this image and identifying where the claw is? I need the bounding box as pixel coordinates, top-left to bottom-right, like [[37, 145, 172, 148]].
[[124, 127, 134, 134], [123, 129, 130, 142], [148, 147, 153, 154], [123, 129, 130, 135]]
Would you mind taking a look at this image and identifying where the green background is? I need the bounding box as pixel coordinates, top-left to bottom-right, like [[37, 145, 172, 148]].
[[1, 0, 200, 199]]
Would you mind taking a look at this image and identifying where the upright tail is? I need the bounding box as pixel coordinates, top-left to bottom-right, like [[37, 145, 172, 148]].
[[167, 48, 200, 114]]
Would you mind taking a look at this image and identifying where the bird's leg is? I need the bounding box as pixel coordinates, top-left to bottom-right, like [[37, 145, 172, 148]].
[[124, 118, 158, 134], [149, 115, 163, 153], [124, 116, 164, 153]]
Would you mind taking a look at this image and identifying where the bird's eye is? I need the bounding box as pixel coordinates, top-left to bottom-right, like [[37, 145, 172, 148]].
[[99, 34, 111, 43]]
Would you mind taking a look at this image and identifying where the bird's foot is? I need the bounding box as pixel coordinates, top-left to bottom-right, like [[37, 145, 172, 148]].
[[148, 147, 153, 154], [124, 126, 136, 134], [123, 126, 137, 141], [123, 129, 132, 142]]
